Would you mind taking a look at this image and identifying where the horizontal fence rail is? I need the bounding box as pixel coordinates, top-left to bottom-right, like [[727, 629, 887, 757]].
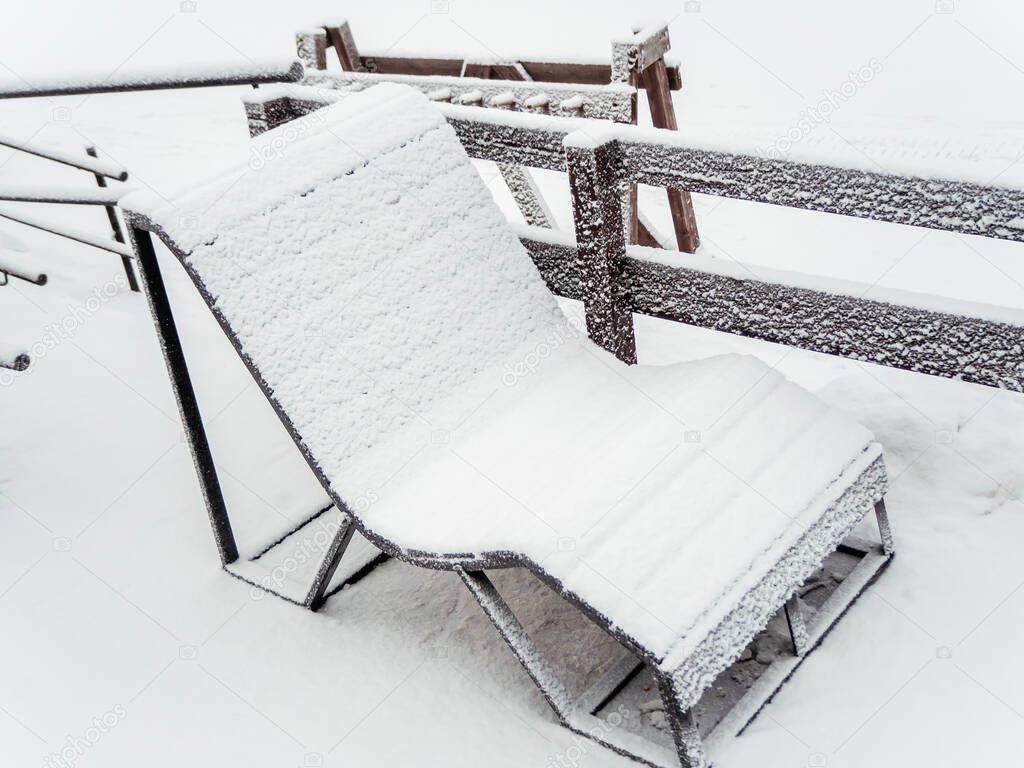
[[351, 51, 682, 88], [518, 227, 1024, 391], [0, 133, 127, 180], [302, 69, 637, 122], [0, 60, 304, 99]]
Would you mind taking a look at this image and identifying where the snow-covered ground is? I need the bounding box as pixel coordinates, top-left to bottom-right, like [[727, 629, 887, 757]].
[[2, 2, 1024, 766]]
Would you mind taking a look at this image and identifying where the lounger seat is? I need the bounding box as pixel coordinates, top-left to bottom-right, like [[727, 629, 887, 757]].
[[348, 339, 883, 656], [124, 83, 891, 767]]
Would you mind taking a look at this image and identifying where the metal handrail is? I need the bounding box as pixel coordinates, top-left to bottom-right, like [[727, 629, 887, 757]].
[[0, 352, 30, 371], [0, 60, 306, 295], [0, 259, 47, 286], [0, 206, 130, 255], [0, 185, 122, 204], [0, 60, 303, 99], [0, 133, 127, 180]]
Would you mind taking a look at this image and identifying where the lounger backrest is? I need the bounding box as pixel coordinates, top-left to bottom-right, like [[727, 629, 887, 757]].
[[127, 84, 564, 479]]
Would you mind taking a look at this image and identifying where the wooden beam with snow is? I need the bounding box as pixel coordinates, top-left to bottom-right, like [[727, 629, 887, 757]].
[[351, 54, 682, 89], [443, 110, 1024, 244], [303, 69, 637, 123], [615, 137, 1024, 243], [324, 21, 362, 72], [516, 228, 1024, 391]]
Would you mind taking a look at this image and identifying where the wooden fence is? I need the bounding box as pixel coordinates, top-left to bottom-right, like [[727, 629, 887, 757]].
[[245, 87, 1024, 391]]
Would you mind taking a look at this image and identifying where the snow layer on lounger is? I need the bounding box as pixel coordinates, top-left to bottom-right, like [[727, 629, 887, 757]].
[[125, 83, 879, 660]]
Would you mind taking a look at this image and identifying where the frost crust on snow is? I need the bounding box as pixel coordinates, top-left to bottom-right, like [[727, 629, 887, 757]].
[[661, 451, 887, 710]]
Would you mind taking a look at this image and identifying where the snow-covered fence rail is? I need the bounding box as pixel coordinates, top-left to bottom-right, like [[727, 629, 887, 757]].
[[0, 206, 130, 256], [444, 110, 1024, 244], [301, 69, 638, 123], [244, 90, 1024, 391], [519, 226, 1024, 391], [0, 185, 122, 205], [0, 133, 127, 180], [0, 60, 303, 99]]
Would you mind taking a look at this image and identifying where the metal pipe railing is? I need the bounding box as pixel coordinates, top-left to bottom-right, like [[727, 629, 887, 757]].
[[0, 206, 131, 255], [0, 60, 303, 100], [0, 133, 128, 180], [0, 259, 47, 286], [0, 185, 122, 204]]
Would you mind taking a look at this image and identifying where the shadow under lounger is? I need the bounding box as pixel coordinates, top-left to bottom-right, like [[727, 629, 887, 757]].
[[123, 82, 893, 767]]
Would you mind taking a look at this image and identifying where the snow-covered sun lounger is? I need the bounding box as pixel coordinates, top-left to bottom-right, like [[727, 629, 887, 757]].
[[123, 83, 894, 768]]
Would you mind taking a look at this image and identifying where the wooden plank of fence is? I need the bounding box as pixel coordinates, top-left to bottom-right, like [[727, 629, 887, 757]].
[[0, 185, 121, 204], [243, 92, 1024, 390], [86, 146, 138, 292], [348, 53, 681, 88], [617, 138, 1024, 243], [443, 110, 1024, 243], [304, 69, 637, 122], [516, 228, 1024, 391]]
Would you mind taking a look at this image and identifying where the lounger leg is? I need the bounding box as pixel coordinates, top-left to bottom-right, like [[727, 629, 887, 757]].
[[656, 674, 707, 768], [457, 568, 576, 722], [874, 498, 895, 556], [130, 225, 239, 565], [303, 515, 356, 611], [784, 595, 811, 657]]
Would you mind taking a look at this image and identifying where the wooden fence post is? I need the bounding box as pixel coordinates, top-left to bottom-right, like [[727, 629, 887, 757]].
[[296, 29, 328, 71], [612, 24, 701, 253], [325, 21, 363, 71], [564, 135, 636, 363]]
